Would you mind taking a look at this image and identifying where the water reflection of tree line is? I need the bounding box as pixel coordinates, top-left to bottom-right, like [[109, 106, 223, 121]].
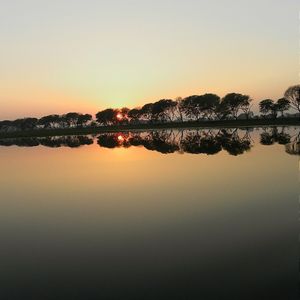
[[0, 128, 299, 156], [260, 127, 291, 145], [0, 135, 94, 148], [258, 127, 300, 155], [97, 129, 253, 156]]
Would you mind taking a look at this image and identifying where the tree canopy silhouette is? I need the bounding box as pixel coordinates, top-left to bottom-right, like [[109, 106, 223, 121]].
[[284, 85, 300, 117]]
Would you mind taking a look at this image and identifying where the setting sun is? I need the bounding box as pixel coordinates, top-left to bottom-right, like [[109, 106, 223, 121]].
[[116, 113, 123, 121]]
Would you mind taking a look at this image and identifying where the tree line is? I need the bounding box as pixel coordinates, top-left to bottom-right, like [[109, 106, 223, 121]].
[[0, 112, 94, 132], [0, 85, 299, 132]]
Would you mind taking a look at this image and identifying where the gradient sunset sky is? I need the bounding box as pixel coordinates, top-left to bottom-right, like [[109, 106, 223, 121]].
[[0, 0, 298, 119]]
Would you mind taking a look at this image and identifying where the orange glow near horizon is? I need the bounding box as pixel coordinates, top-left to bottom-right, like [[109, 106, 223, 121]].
[[116, 113, 123, 121]]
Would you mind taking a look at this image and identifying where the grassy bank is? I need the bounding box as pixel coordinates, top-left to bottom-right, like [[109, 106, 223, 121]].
[[0, 118, 299, 139]]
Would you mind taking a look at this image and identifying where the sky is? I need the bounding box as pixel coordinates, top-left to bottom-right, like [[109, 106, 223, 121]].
[[0, 0, 298, 119]]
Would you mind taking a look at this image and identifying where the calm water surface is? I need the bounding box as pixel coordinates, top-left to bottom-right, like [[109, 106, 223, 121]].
[[0, 127, 298, 299]]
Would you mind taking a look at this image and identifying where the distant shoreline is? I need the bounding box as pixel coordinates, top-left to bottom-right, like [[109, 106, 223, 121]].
[[0, 118, 299, 139]]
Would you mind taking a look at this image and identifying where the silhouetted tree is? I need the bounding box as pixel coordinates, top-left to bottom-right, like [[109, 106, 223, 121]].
[[183, 95, 203, 120], [77, 114, 92, 127], [199, 93, 221, 120], [141, 103, 154, 122], [240, 101, 253, 119], [13, 118, 38, 130], [96, 109, 119, 126], [214, 101, 231, 120], [276, 98, 290, 117], [259, 99, 277, 118], [64, 112, 80, 127], [221, 93, 251, 120], [284, 85, 300, 117], [175, 97, 185, 122], [152, 99, 176, 122], [183, 94, 220, 120], [38, 115, 61, 128], [128, 108, 141, 124]]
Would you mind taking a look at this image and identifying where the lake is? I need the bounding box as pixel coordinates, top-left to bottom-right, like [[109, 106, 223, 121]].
[[0, 127, 298, 299]]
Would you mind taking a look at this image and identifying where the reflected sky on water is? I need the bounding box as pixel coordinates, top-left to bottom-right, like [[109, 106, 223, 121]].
[[0, 127, 298, 299]]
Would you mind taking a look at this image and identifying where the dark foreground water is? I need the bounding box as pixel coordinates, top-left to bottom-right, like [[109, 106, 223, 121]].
[[0, 127, 299, 299]]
